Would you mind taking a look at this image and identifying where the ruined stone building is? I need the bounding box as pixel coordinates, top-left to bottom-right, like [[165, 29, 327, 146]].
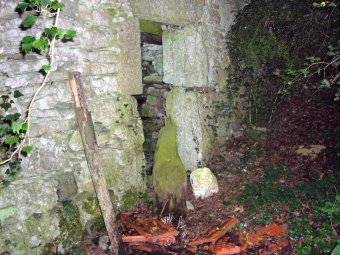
[[0, 0, 246, 253]]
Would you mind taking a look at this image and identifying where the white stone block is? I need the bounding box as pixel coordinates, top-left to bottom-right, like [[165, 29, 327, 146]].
[[190, 167, 219, 199]]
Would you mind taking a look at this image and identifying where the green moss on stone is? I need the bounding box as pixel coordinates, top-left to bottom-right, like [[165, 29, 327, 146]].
[[107, 8, 117, 17], [0, 206, 18, 225], [146, 96, 158, 105], [120, 189, 140, 212], [140, 20, 162, 36], [152, 117, 187, 217], [58, 201, 83, 246]]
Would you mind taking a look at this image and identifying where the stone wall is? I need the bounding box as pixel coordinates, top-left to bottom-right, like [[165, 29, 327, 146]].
[[0, 0, 246, 253], [0, 0, 145, 253], [138, 43, 170, 174], [132, 0, 247, 170]]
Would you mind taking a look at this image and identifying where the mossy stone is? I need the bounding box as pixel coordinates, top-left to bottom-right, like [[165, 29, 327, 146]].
[[140, 20, 163, 36], [153, 117, 187, 217], [0, 206, 18, 225], [58, 201, 83, 246]]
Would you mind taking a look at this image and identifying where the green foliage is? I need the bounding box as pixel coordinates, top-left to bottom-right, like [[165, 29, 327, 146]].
[[0, 0, 77, 184], [17, 0, 76, 55], [0, 92, 26, 186], [280, 44, 340, 98], [21, 14, 37, 28], [227, 0, 339, 126], [239, 164, 339, 254], [16, 0, 65, 13]]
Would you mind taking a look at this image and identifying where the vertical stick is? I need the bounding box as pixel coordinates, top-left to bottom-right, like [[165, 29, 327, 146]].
[[68, 72, 125, 255]]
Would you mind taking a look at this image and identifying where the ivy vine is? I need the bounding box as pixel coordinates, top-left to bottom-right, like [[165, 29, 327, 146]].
[[0, 0, 76, 186]]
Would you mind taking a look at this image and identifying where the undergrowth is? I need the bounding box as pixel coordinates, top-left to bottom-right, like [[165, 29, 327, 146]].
[[239, 164, 340, 254]]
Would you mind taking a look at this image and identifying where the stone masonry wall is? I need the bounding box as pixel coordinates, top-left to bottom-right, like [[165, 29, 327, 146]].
[[0, 0, 145, 254], [131, 0, 247, 170], [0, 0, 246, 253], [138, 43, 170, 174]]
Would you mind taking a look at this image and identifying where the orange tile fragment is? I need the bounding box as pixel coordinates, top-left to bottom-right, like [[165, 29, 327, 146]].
[[210, 237, 242, 255], [246, 223, 283, 246], [268, 238, 289, 254], [120, 213, 178, 246], [187, 218, 240, 246]]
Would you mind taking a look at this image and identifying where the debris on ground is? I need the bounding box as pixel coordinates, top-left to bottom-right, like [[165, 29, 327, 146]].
[[120, 211, 178, 251], [118, 213, 288, 255]]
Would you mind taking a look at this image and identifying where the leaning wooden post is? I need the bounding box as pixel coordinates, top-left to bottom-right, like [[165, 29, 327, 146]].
[[68, 72, 125, 255]]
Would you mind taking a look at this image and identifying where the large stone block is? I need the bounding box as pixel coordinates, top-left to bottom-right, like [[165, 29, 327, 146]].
[[129, 0, 205, 25], [0, 177, 58, 221], [166, 87, 240, 170], [163, 27, 208, 88], [116, 18, 143, 95]]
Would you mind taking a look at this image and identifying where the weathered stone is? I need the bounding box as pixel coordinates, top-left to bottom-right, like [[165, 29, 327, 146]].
[[98, 235, 110, 250], [166, 87, 240, 170], [130, 0, 205, 25], [190, 168, 219, 199], [186, 201, 195, 210], [163, 27, 208, 87], [0, 206, 18, 225], [143, 75, 163, 83], [116, 18, 143, 95], [56, 172, 78, 202], [0, 178, 58, 221], [153, 117, 187, 217]]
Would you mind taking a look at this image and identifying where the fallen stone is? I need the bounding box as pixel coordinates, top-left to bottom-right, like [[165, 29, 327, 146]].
[[190, 168, 219, 199], [98, 235, 110, 250]]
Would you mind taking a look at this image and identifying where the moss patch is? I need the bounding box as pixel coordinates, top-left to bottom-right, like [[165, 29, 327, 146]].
[[140, 20, 163, 36], [58, 201, 83, 247], [0, 206, 18, 225], [152, 117, 187, 217]]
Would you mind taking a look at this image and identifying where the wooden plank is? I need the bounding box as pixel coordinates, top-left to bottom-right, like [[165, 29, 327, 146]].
[[68, 72, 125, 255]]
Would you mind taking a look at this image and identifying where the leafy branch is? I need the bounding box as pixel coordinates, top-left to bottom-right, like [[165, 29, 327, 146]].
[[0, 1, 76, 174], [279, 44, 340, 98]]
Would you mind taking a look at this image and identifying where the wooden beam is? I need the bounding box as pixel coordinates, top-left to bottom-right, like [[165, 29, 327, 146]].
[[68, 72, 125, 255]]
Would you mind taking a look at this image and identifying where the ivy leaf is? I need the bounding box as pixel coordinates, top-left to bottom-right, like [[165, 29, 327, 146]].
[[63, 29, 77, 40], [44, 26, 58, 38], [14, 90, 24, 98], [40, 0, 52, 7], [12, 122, 23, 134], [21, 146, 33, 153], [21, 122, 28, 131], [32, 36, 49, 51], [0, 127, 10, 136], [1, 95, 9, 101], [1, 179, 10, 187], [0, 102, 12, 111], [21, 15, 37, 28], [40, 64, 51, 73], [5, 113, 21, 122], [4, 136, 20, 146], [57, 29, 65, 37], [21, 36, 35, 53], [16, 2, 30, 12], [51, 1, 65, 10]]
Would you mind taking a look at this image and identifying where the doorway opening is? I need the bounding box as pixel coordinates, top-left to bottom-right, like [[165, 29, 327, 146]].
[[135, 21, 171, 175]]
